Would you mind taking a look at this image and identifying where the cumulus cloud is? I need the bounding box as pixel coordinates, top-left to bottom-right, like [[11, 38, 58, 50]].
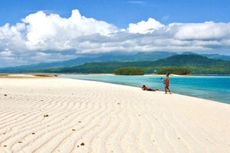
[[174, 22, 230, 40], [23, 10, 117, 50], [128, 18, 165, 34], [0, 9, 230, 67]]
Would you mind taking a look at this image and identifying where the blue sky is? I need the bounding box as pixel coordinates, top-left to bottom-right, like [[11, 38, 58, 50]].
[[1, 0, 230, 28], [0, 0, 230, 67]]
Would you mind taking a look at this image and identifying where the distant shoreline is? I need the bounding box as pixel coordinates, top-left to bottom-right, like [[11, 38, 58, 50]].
[[0, 74, 58, 78], [1, 73, 230, 78], [59, 73, 230, 77]]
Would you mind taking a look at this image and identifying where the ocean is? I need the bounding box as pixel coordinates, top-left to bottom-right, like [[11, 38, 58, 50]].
[[62, 74, 230, 104]]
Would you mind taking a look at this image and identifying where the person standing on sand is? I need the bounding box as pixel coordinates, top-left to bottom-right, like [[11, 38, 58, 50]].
[[164, 73, 171, 94]]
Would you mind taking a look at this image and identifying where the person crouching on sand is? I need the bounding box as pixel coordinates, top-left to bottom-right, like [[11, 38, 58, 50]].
[[164, 73, 172, 94]]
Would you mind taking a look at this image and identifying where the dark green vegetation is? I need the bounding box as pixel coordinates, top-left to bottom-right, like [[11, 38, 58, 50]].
[[0, 53, 230, 75], [35, 54, 230, 75], [114, 68, 145, 75], [157, 67, 191, 75]]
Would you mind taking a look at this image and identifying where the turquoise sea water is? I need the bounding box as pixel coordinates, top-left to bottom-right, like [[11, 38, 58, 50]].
[[62, 74, 230, 104]]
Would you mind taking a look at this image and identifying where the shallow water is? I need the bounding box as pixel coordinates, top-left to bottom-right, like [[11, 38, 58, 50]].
[[62, 74, 230, 104]]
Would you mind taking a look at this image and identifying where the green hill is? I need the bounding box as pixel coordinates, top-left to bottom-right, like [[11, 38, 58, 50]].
[[35, 54, 230, 75]]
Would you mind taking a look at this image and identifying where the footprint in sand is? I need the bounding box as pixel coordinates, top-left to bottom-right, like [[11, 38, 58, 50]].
[[43, 114, 49, 117], [80, 142, 85, 146]]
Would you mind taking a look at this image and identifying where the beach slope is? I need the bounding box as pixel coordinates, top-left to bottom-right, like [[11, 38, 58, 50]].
[[0, 78, 229, 153]]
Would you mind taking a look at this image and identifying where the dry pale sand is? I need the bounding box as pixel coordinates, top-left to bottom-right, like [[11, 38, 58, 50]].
[[0, 77, 229, 153], [0, 74, 56, 78]]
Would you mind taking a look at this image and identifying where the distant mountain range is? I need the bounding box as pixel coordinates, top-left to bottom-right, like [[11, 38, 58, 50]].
[[0, 51, 176, 73], [203, 54, 230, 61], [37, 54, 230, 75], [0, 51, 230, 73]]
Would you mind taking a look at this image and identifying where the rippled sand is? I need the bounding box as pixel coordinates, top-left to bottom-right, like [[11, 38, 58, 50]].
[[0, 78, 229, 153]]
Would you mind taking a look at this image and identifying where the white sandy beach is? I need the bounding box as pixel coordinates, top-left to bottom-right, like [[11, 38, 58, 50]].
[[0, 77, 230, 153]]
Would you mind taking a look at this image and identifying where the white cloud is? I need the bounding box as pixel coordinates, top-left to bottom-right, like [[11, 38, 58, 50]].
[[0, 9, 230, 67], [128, 18, 165, 34], [0, 23, 26, 51], [174, 22, 230, 40], [0, 49, 14, 57], [23, 10, 117, 50]]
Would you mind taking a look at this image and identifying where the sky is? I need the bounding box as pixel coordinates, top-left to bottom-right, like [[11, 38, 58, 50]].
[[0, 0, 230, 67]]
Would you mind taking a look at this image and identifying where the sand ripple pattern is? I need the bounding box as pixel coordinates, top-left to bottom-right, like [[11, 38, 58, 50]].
[[0, 78, 230, 153]]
